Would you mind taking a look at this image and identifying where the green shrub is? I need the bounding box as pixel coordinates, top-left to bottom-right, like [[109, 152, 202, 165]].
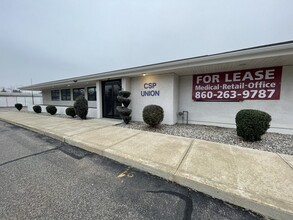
[[46, 105, 57, 115], [116, 106, 132, 116], [15, 103, 23, 111], [66, 107, 76, 118], [74, 96, 88, 119], [121, 115, 131, 124], [117, 96, 131, 108], [235, 109, 272, 142], [118, 91, 131, 98], [116, 91, 132, 124], [143, 105, 164, 127], [116, 106, 132, 124], [33, 105, 42, 113]]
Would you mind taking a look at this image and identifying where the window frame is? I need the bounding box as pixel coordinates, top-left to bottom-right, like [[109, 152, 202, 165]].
[[73, 88, 85, 100], [61, 89, 71, 101], [87, 87, 96, 101], [51, 90, 60, 101]]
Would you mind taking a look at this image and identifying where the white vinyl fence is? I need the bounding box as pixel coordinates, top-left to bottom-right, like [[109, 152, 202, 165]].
[[0, 96, 43, 107]]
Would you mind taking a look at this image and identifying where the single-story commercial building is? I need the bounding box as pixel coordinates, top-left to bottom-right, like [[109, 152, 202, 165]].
[[20, 41, 293, 134]]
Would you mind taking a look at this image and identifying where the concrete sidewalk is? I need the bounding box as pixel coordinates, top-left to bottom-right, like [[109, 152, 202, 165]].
[[0, 111, 292, 220]]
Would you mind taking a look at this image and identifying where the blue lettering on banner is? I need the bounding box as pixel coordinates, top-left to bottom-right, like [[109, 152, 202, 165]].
[[141, 90, 160, 96], [141, 82, 160, 96]]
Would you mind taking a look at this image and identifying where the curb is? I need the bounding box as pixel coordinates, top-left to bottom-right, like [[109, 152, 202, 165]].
[[173, 173, 292, 220], [1, 117, 292, 220]]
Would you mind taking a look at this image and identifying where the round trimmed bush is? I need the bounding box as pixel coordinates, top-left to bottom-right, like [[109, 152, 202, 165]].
[[33, 105, 42, 113], [66, 107, 76, 118], [15, 103, 23, 111], [74, 96, 88, 119], [143, 105, 164, 127], [235, 109, 272, 142], [46, 105, 57, 115]]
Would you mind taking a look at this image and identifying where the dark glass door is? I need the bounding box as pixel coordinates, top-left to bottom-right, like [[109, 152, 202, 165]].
[[102, 79, 121, 119]]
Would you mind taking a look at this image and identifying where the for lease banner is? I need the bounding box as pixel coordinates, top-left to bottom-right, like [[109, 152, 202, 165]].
[[192, 66, 282, 101]]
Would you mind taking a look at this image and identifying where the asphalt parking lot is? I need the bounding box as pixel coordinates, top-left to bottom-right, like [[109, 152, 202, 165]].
[[0, 120, 265, 220]]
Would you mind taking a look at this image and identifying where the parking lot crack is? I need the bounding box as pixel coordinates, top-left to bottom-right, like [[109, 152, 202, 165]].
[[147, 190, 193, 220], [0, 147, 60, 167]]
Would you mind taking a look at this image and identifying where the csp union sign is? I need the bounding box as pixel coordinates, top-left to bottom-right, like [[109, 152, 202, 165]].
[[192, 66, 282, 101]]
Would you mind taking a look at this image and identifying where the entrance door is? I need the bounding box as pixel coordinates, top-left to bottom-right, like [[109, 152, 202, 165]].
[[102, 79, 122, 119]]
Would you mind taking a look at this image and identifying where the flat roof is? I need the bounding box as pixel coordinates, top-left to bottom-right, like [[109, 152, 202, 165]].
[[19, 40, 293, 90]]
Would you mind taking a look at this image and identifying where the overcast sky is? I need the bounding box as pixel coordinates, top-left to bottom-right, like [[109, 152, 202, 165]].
[[0, 0, 293, 88]]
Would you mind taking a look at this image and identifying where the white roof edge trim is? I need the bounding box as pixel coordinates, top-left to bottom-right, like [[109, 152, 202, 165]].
[[19, 41, 293, 90]]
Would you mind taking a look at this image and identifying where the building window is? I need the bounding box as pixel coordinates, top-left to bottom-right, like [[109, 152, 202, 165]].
[[73, 88, 85, 100], [87, 87, 96, 101], [51, 90, 60, 101], [61, 89, 71, 101]]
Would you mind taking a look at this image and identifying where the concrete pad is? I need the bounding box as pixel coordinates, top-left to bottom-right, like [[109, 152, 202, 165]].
[[45, 123, 110, 137], [29, 121, 111, 141], [79, 118, 121, 126], [0, 112, 120, 141], [17, 118, 49, 125], [104, 132, 193, 180], [17, 119, 73, 134], [0, 112, 42, 128], [61, 125, 110, 137], [174, 140, 293, 220], [0, 114, 52, 138], [5, 115, 37, 121], [65, 127, 141, 155], [22, 118, 64, 126], [278, 154, 293, 169], [0, 112, 34, 122]]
